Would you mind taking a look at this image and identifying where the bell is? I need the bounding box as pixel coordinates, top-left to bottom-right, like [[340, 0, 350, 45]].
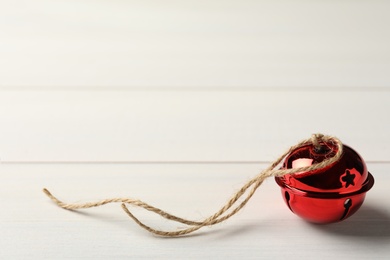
[[275, 141, 374, 223]]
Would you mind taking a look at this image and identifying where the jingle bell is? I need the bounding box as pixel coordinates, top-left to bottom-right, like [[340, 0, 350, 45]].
[[275, 142, 374, 223]]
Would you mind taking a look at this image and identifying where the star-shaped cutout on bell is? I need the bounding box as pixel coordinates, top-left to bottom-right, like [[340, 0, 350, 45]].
[[341, 170, 356, 188]]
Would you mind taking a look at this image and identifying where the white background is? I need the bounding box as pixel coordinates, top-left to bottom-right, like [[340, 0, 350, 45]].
[[1, 1, 389, 259]]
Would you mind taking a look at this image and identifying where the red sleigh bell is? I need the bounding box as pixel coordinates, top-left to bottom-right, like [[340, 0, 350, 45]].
[[275, 141, 374, 224]]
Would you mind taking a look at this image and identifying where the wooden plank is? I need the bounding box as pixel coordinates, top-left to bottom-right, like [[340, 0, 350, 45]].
[[0, 162, 389, 259], [0, 88, 388, 162], [1, 1, 389, 87]]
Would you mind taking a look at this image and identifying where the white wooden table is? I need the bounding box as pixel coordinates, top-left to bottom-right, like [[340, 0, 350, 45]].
[[1, 162, 389, 259], [1, 1, 390, 259]]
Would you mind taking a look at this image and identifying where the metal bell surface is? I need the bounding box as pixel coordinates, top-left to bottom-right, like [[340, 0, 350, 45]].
[[275, 142, 374, 223]]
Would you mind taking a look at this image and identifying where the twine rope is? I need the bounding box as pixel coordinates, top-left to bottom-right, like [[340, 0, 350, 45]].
[[43, 134, 343, 237]]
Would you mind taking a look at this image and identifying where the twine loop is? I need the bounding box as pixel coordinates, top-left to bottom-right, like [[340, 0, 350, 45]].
[[311, 133, 324, 149], [43, 134, 343, 237]]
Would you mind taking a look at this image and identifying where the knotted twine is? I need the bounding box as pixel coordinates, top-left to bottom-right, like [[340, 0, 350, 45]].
[[43, 134, 343, 237]]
